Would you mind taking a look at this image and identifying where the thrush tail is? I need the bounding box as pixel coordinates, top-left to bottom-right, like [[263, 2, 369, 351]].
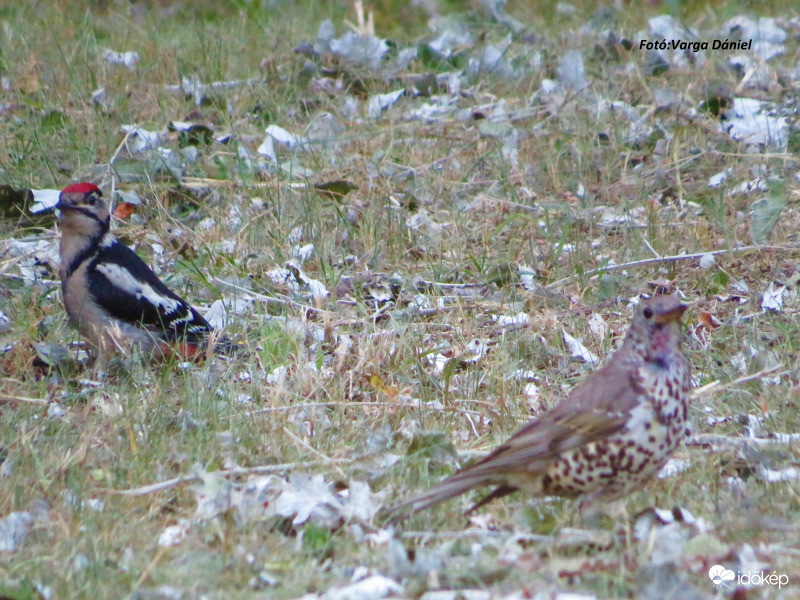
[[382, 471, 513, 523]]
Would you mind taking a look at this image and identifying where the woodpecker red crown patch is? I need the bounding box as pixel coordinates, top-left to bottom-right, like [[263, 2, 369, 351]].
[[61, 182, 103, 196]]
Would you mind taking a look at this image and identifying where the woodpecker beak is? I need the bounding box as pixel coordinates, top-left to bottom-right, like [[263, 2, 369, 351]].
[[55, 194, 78, 212], [55, 192, 107, 224], [654, 303, 688, 325]]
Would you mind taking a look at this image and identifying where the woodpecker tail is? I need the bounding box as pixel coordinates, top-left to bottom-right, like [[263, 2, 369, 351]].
[[210, 335, 246, 356]]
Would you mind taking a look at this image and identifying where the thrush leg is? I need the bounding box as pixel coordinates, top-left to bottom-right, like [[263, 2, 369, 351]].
[[576, 494, 631, 533], [581, 498, 637, 557]]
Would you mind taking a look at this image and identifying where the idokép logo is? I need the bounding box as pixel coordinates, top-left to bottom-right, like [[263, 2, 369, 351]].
[[708, 564, 789, 590], [708, 565, 735, 588]]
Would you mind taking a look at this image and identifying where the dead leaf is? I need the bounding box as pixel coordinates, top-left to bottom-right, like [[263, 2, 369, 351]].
[[314, 180, 358, 201], [697, 311, 721, 330], [113, 202, 137, 219]]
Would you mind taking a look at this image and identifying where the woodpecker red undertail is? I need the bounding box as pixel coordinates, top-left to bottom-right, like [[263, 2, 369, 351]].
[[56, 182, 234, 361]]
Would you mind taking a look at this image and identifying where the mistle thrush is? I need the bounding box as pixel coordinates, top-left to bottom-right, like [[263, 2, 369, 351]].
[[386, 296, 691, 519]]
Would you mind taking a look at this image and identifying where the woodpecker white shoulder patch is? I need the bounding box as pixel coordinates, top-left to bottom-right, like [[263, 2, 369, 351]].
[[95, 263, 182, 315]]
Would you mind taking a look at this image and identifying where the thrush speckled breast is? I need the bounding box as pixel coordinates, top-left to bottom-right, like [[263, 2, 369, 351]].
[[385, 295, 691, 519]]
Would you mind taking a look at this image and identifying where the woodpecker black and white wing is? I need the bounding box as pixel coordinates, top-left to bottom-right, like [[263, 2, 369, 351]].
[[57, 182, 240, 360], [85, 238, 212, 342]]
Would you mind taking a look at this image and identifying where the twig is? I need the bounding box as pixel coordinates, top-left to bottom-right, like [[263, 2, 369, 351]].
[[181, 176, 235, 186], [99, 474, 198, 496], [691, 381, 720, 399], [0, 394, 49, 406], [454, 398, 499, 408], [640, 236, 661, 259], [210, 277, 333, 316], [99, 459, 355, 496], [106, 127, 134, 217], [464, 412, 480, 439], [400, 530, 510, 539], [414, 279, 486, 290], [691, 364, 786, 400], [376, 303, 484, 323], [738, 310, 765, 322], [249, 401, 400, 414], [135, 546, 167, 588], [210, 277, 286, 306], [717, 151, 800, 163], [482, 197, 541, 213], [282, 427, 347, 479], [108, 127, 133, 167], [546, 245, 796, 289], [162, 77, 264, 93], [245, 401, 493, 420], [687, 432, 800, 447]]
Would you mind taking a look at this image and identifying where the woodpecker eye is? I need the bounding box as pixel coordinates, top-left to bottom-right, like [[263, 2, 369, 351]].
[[643, 307, 654, 319]]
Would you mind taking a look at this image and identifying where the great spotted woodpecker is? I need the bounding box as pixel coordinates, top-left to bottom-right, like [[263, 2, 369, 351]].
[[56, 182, 228, 361]]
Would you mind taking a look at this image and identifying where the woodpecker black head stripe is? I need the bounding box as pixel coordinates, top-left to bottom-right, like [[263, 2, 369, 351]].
[[63, 223, 110, 279]]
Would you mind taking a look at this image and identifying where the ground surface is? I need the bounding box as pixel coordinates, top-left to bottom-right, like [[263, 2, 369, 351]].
[[1, 1, 799, 599]]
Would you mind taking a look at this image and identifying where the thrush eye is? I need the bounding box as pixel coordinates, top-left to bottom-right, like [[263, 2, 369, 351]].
[[643, 307, 654, 319]]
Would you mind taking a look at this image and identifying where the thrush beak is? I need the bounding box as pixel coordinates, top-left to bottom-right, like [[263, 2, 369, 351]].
[[654, 303, 688, 324]]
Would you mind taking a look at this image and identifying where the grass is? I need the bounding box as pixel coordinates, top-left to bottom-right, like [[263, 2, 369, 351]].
[[2, 0, 800, 598]]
